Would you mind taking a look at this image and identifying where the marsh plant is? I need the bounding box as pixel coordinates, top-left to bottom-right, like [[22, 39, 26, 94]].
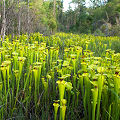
[[0, 33, 120, 120]]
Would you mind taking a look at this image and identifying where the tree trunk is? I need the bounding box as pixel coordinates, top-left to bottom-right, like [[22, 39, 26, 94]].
[[18, 0, 21, 36], [27, 0, 30, 35], [1, 0, 6, 41], [115, 16, 120, 26], [53, 0, 56, 18]]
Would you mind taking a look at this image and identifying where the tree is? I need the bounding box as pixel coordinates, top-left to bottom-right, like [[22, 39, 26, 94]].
[[18, 0, 21, 36], [27, 0, 30, 35], [53, 0, 56, 18], [1, 0, 6, 41]]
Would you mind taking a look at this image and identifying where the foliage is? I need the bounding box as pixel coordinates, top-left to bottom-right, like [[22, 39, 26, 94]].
[[59, 0, 120, 35], [0, 33, 120, 119], [0, 0, 61, 35]]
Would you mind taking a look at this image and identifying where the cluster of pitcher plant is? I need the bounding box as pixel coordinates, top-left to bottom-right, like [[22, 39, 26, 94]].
[[0, 32, 120, 119]]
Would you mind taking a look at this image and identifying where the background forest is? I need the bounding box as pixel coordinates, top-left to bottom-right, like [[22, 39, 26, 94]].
[[0, 0, 120, 36]]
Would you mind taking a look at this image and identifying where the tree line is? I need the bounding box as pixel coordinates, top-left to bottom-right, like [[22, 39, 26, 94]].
[[0, 0, 60, 40], [0, 0, 120, 39], [60, 0, 120, 36]]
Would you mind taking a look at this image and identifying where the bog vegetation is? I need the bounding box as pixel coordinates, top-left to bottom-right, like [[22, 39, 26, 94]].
[[0, 33, 120, 120]]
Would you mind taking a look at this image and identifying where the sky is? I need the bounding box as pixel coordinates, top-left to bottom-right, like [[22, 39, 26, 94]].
[[63, 0, 91, 11]]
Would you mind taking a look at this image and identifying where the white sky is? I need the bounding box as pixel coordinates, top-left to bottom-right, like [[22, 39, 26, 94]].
[[63, 0, 91, 11]]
